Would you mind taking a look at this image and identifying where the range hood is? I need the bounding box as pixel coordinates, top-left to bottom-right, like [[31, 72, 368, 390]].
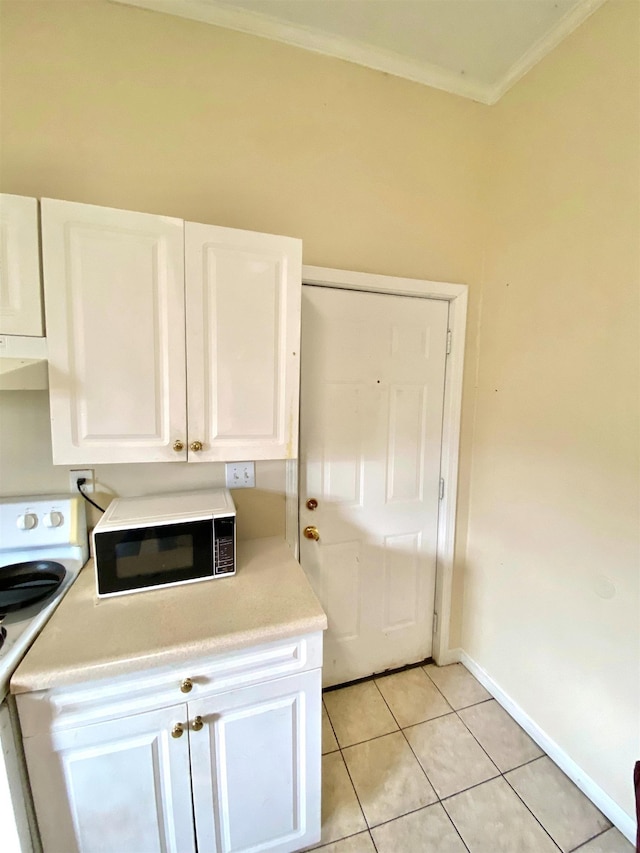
[[0, 335, 48, 390]]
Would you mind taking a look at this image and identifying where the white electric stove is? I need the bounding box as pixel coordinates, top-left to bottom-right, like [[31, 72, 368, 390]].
[[0, 494, 88, 853]]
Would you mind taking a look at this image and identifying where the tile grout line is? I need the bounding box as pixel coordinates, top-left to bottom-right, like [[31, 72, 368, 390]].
[[326, 668, 510, 851], [324, 669, 608, 853], [452, 700, 507, 774], [337, 745, 371, 835], [310, 827, 374, 852], [446, 686, 566, 851], [425, 667, 581, 851], [370, 674, 473, 853], [320, 698, 370, 851], [322, 697, 341, 754], [368, 828, 379, 853], [383, 666, 567, 851], [569, 825, 621, 852], [500, 765, 565, 852]]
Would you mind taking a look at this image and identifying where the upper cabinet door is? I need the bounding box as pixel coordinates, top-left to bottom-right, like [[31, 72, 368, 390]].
[[42, 199, 187, 464], [0, 194, 43, 336], [185, 223, 302, 462]]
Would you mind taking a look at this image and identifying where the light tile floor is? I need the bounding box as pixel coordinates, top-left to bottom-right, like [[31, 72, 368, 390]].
[[311, 663, 634, 853]]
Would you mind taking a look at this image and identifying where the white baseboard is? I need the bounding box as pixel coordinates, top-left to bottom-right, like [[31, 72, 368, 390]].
[[458, 650, 636, 845]]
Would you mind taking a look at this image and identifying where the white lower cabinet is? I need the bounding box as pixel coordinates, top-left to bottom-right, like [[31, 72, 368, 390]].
[[190, 671, 320, 853], [23, 704, 196, 853], [18, 637, 322, 853]]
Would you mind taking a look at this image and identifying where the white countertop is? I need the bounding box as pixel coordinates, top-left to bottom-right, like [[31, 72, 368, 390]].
[[10, 537, 327, 694]]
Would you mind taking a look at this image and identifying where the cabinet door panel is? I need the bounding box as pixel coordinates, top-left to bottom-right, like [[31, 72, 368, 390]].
[[190, 669, 321, 853], [23, 704, 195, 853], [42, 199, 187, 464], [185, 223, 301, 461], [0, 194, 43, 336]]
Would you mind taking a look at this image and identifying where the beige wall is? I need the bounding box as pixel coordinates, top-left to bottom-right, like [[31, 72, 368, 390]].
[[0, 1, 486, 614], [464, 0, 639, 822]]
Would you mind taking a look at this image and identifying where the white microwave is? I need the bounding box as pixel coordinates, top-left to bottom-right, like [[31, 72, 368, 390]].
[[92, 489, 236, 599]]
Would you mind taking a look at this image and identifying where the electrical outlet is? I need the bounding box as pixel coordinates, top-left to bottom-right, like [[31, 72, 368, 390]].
[[69, 468, 95, 494], [225, 462, 255, 489]]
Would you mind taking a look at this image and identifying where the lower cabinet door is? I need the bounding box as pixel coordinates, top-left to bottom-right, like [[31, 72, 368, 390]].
[[23, 704, 196, 853], [189, 669, 322, 853]]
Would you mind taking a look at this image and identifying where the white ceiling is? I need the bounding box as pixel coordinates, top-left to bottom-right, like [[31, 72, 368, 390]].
[[115, 0, 608, 103]]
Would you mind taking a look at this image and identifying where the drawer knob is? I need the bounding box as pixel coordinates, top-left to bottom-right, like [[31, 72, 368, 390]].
[[180, 678, 193, 693], [190, 440, 203, 452], [171, 722, 184, 739], [173, 440, 185, 452], [192, 716, 204, 731]]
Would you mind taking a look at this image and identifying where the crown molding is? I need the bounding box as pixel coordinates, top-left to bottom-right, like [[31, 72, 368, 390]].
[[111, 0, 610, 106], [487, 0, 610, 104], [110, 0, 493, 102]]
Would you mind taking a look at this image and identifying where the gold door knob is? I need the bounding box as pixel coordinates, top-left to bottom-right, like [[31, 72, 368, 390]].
[[192, 716, 204, 731], [180, 678, 193, 693], [171, 722, 185, 738], [303, 526, 320, 541], [173, 440, 185, 452], [189, 440, 203, 452], [306, 498, 318, 511]]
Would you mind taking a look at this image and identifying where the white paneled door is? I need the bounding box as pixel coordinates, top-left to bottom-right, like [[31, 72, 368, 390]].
[[299, 286, 449, 686]]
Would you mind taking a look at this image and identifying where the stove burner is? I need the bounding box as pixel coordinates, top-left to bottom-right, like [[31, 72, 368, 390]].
[[0, 561, 66, 612]]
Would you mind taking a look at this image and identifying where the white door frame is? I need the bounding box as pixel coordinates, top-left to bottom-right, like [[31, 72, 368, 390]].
[[287, 265, 467, 666]]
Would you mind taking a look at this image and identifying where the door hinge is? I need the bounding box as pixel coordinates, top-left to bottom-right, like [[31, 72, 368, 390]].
[[439, 478, 445, 501], [433, 612, 438, 635], [446, 329, 452, 355]]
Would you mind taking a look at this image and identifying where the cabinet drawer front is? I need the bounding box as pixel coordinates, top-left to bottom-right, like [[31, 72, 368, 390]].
[[17, 632, 323, 735]]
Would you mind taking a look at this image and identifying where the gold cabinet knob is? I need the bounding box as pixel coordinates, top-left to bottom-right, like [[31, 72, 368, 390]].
[[189, 440, 203, 452], [180, 678, 193, 693], [306, 498, 318, 511], [192, 716, 204, 731], [171, 722, 185, 738], [173, 440, 185, 452], [303, 526, 320, 541]]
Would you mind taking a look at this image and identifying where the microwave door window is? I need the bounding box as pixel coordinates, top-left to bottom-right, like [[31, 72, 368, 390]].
[[115, 534, 194, 579], [96, 519, 215, 595]]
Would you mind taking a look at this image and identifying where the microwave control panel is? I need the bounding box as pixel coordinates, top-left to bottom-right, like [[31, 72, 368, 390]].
[[214, 515, 235, 575]]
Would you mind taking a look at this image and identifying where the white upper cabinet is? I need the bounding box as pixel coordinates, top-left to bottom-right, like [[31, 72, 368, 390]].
[[42, 199, 302, 465], [185, 222, 302, 462], [42, 199, 187, 464], [0, 194, 44, 336]]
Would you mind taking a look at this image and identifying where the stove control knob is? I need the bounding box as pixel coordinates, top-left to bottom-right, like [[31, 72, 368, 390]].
[[17, 512, 38, 530], [43, 511, 64, 528]]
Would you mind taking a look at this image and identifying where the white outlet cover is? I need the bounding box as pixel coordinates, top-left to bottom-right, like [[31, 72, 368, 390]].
[[225, 462, 255, 489], [69, 468, 95, 494]]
